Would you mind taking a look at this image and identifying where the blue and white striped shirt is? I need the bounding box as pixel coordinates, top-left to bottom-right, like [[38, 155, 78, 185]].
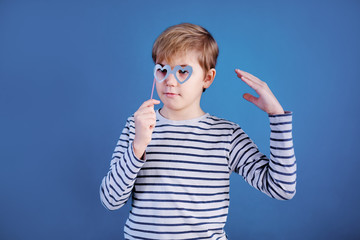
[[100, 109, 296, 239]]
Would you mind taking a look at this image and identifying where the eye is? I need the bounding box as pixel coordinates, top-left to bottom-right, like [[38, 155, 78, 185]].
[[179, 70, 188, 74]]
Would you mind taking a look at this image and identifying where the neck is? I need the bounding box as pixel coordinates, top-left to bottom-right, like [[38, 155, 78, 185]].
[[159, 106, 206, 121]]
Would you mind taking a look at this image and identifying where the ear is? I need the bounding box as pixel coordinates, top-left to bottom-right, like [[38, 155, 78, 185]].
[[203, 68, 216, 89]]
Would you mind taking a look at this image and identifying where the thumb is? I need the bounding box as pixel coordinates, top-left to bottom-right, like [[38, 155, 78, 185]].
[[243, 93, 258, 104]]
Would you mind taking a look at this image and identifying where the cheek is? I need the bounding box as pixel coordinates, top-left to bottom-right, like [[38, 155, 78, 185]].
[[189, 73, 205, 87], [155, 82, 160, 91], [155, 81, 165, 96]]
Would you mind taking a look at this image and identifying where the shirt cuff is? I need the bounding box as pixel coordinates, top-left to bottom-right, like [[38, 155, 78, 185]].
[[268, 111, 293, 130], [131, 141, 147, 162], [268, 110, 292, 117]]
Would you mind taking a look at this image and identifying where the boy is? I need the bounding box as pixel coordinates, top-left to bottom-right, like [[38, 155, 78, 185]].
[[100, 23, 296, 240]]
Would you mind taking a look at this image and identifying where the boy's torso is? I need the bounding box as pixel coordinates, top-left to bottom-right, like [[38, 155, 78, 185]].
[[125, 110, 233, 239]]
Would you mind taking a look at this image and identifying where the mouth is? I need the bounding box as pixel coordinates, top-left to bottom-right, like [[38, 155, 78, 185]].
[[164, 92, 179, 97]]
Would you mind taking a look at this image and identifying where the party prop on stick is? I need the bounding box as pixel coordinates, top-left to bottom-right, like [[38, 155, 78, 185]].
[[150, 64, 193, 99], [150, 78, 156, 99]]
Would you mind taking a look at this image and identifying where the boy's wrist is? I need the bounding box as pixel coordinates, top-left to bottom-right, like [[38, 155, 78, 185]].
[[268, 110, 292, 117], [132, 141, 146, 160], [268, 110, 285, 115]]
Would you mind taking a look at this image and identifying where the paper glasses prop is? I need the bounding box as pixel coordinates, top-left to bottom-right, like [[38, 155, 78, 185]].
[[150, 64, 193, 99], [154, 64, 193, 84]]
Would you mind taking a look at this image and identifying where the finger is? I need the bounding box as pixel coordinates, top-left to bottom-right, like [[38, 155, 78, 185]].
[[243, 93, 258, 104], [144, 117, 157, 127], [238, 73, 261, 86], [239, 75, 259, 90], [136, 116, 157, 129], [235, 69, 257, 80], [134, 108, 156, 122], [235, 69, 258, 85], [138, 99, 160, 111], [241, 76, 268, 95], [235, 69, 264, 85], [138, 106, 156, 115], [137, 110, 156, 117], [139, 99, 161, 109]]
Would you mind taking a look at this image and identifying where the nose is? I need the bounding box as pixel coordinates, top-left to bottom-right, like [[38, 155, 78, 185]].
[[165, 73, 178, 87]]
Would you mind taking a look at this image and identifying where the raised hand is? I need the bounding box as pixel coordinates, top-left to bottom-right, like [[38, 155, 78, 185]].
[[133, 99, 160, 160], [235, 69, 285, 115]]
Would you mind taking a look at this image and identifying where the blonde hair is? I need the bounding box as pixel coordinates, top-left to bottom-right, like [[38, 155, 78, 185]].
[[152, 23, 219, 75]]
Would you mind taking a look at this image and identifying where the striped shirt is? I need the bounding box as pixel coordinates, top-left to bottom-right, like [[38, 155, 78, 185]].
[[100, 109, 296, 239]]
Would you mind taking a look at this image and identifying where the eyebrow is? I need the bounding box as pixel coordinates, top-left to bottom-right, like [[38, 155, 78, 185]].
[[157, 63, 189, 68]]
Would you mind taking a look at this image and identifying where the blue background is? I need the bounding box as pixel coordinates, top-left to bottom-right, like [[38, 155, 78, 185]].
[[1, 0, 360, 239]]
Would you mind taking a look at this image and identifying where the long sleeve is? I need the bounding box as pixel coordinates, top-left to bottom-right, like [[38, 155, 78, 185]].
[[100, 117, 146, 210], [228, 112, 296, 200]]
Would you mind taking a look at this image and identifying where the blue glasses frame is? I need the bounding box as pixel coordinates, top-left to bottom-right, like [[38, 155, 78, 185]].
[[154, 64, 193, 84]]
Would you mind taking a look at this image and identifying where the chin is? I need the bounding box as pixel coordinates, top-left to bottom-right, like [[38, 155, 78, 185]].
[[161, 101, 182, 111]]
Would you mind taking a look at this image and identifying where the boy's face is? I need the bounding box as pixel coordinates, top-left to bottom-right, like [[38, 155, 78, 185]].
[[155, 50, 213, 115]]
